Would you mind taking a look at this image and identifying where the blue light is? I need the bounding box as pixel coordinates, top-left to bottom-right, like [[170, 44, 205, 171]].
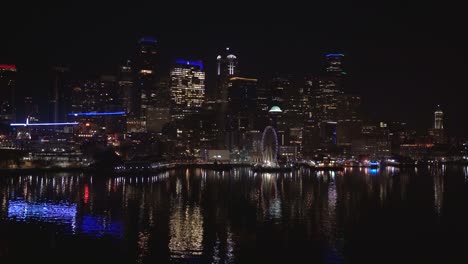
[[326, 53, 344, 57], [68, 111, 126, 117], [139, 37, 157, 43], [369, 168, 379, 175], [8, 200, 77, 223], [79, 215, 123, 238], [175, 59, 204, 70]]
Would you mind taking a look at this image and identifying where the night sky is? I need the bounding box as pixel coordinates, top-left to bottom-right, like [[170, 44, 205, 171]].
[[1, 4, 466, 136]]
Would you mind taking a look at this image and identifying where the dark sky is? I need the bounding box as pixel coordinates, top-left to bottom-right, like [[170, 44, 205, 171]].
[[1, 4, 466, 136]]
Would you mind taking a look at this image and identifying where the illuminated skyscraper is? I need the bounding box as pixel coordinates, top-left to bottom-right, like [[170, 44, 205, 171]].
[[216, 47, 238, 101], [312, 77, 343, 123], [217, 47, 238, 77], [169, 60, 205, 153], [0, 64, 16, 126], [434, 105, 443, 129], [215, 47, 239, 148], [170, 59, 205, 120], [429, 105, 445, 144], [306, 54, 347, 150], [325, 53, 345, 76]]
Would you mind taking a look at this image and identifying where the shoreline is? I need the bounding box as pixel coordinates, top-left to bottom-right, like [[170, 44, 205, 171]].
[[1, 162, 467, 175]]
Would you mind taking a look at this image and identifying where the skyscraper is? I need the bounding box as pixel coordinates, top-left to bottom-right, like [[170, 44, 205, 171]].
[[49, 66, 70, 123], [134, 37, 158, 126], [215, 47, 239, 148], [146, 77, 171, 133], [429, 105, 445, 144], [169, 59, 205, 153], [119, 60, 134, 115], [170, 59, 205, 120], [434, 105, 443, 130], [309, 54, 346, 149], [269, 76, 291, 109], [325, 53, 345, 75], [216, 47, 238, 101], [0, 64, 16, 127], [226, 76, 258, 151], [24, 96, 39, 122], [337, 94, 362, 148]]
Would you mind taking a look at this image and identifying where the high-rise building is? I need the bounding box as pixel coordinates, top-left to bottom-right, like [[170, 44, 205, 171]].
[[49, 66, 71, 123], [434, 105, 443, 130], [69, 77, 126, 134], [301, 76, 319, 155], [217, 48, 238, 77], [199, 100, 219, 149], [80, 79, 100, 112], [170, 59, 205, 120], [268, 106, 286, 146], [0, 64, 17, 127], [119, 60, 134, 115], [134, 37, 158, 124], [214, 47, 240, 148], [146, 77, 171, 133], [352, 123, 391, 158], [99, 75, 121, 112], [429, 105, 445, 144], [312, 77, 343, 123], [226, 77, 258, 151], [255, 80, 270, 131], [216, 47, 238, 101], [269, 76, 292, 109], [168, 59, 206, 153], [308, 54, 347, 149], [24, 96, 39, 122], [337, 94, 362, 148], [325, 53, 345, 76]]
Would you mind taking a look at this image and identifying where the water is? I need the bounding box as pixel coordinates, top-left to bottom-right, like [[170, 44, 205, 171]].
[[0, 166, 467, 263]]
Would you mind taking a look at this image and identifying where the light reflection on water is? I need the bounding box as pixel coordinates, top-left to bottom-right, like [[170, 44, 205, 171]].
[[0, 166, 467, 263]]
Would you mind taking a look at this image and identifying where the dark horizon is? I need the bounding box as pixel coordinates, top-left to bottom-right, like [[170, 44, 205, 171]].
[[1, 4, 466, 136]]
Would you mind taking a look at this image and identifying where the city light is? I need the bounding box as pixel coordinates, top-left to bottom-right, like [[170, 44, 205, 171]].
[[326, 53, 344, 57], [0, 64, 17, 70], [68, 111, 126, 116]]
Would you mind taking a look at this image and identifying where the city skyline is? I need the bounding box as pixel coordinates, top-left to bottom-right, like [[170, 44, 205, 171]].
[[1, 6, 467, 263], [1, 5, 466, 135]]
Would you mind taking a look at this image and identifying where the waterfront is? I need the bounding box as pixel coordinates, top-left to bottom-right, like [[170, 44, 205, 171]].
[[0, 166, 467, 263]]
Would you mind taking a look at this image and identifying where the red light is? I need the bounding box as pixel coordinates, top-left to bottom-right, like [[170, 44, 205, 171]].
[[0, 64, 16, 70], [84, 184, 89, 204]]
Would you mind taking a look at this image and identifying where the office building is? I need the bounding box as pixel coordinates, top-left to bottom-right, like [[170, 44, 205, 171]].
[[0, 64, 17, 127], [337, 94, 362, 148], [429, 105, 446, 144], [169, 59, 205, 152], [134, 37, 158, 125], [170, 59, 205, 120], [226, 76, 258, 151], [49, 66, 71, 123], [24, 96, 39, 122], [119, 61, 134, 115]]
